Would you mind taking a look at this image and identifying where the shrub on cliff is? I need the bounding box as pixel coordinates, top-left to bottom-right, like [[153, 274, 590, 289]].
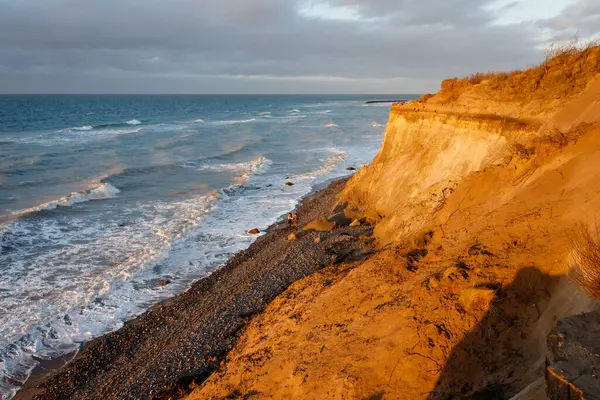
[[439, 39, 600, 103], [569, 223, 600, 299]]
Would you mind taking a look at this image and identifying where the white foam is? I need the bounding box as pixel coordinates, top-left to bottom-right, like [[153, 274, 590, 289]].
[[288, 109, 301, 114], [196, 156, 272, 177], [315, 110, 332, 114], [99, 127, 143, 135], [265, 115, 307, 120], [125, 119, 142, 125], [11, 183, 120, 216], [71, 125, 93, 131], [214, 118, 256, 125], [259, 112, 271, 116], [292, 148, 347, 182], [193, 119, 204, 123], [325, 123, 339, 128], [371, 121, 384, 128]]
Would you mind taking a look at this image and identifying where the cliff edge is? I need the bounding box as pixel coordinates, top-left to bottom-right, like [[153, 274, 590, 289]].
[[186, 46, 600, 399]]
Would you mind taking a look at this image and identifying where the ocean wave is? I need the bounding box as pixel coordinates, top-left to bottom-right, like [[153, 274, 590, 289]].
[[196, 156, 272, 179], [371, 121, 384, 128], [315, 110, 332, 114], [91, 127, 144, 136], [71, 125, 93, 131], [214, 118, 256, 125], [263, 115, 307, 120], [259, 112, 271, 116], [63, 120, 143, 132], [11, 183, 120, 216], [288, 109, 301, 114], [325, 123, 339, 128], [291, 148, 347, 182], [193, 119, 204, 123]]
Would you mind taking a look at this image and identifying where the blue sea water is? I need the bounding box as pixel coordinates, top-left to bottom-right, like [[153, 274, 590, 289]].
[[0, 94, 415, 398]]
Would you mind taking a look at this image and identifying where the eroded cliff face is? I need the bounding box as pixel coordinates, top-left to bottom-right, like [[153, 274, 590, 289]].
[[185, 47, 600, 400], [341, 46, 600, 245]]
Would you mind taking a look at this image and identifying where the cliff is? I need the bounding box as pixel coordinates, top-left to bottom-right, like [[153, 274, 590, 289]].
[[341, 45, 600, 244], [185, 46, 600, 399]]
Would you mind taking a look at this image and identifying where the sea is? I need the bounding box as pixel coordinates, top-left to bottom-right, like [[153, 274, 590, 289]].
[[0, 94, 414, 398]]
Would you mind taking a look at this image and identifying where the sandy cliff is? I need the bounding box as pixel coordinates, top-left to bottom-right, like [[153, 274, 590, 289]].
[[186, 46, 600, 399]]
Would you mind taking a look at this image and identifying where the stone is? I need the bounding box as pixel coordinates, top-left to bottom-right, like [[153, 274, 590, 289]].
[[350, 219, 361, 227], [285, 182, 295, 186], [247, 228, 260, 235], [546, 310, 600, 399], [287, 233, 297, 241], [346, 167, 356, 171], [327, 212, 353, 227], [304, 218, 336, 232], [313, 236, 321, 244]]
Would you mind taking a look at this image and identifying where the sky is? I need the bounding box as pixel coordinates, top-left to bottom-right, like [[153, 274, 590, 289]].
[[0, 0, 598, 94]]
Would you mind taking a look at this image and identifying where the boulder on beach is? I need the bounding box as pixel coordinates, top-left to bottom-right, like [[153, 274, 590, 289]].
[[350, 219, 361, 227], [304, 218, 336, 232], [285, 182, 295, 186], [327, 212, 352, 227], [313, 236, 321, 244], [248, 228, 260, 235], [287, 233, 297, 241], [346, 167, 356, 171]]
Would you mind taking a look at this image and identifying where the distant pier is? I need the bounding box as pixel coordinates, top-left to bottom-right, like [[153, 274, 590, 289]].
[[365, 99, 410, 104]]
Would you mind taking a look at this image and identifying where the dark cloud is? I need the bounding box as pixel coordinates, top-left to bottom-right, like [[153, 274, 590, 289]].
[[0, 0, 594, 93], [538, 0, 600, 39]]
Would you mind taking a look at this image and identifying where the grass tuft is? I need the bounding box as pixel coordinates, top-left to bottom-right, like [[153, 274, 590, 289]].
[[569, 223, 600, 299], [459, 288, 496, 313]]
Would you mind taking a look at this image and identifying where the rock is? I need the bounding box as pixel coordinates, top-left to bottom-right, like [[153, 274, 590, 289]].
[[350, 219, 361, 227], [327, 212, 352, 227], [304, 218, 336, 232], [287, 233, 297, 241], [330, 201, 347, 215], [346, 167, 356, 171], [546, 310, 600, 399], [154, 280, 171, 287], [266, 184, 273, 187], [285, 182, 295, 186], [247, 228, 260, 235], [313, 237, 321, 244]]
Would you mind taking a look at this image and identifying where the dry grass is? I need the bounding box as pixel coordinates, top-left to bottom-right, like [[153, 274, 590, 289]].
[[459, 288, 496, 313], [569, 223, 600, 299], [440, 40, 600, 103]]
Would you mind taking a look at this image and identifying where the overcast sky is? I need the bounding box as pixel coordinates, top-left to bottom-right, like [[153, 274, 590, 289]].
[[0, 0, 598, 94]]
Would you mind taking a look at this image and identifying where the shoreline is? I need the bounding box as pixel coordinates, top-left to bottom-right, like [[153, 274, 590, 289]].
[[17, 175, 373, 399]]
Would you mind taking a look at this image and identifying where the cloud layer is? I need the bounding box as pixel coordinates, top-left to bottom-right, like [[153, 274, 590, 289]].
[[0, 0, 595, 93]]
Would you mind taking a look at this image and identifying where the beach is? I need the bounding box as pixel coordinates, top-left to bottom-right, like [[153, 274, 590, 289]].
[[18, 177, 373, 399]]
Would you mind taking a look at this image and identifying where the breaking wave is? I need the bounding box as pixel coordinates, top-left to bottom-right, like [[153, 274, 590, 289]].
[[11, 183, 121, 216], [71, 125, 93, 131], [214, 118, 256, 125]]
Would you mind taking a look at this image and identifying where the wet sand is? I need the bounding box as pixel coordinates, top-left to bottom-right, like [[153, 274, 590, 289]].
[[19, 177, 373, 399]]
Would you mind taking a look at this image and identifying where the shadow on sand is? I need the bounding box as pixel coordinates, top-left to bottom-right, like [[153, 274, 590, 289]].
[[426, 267, 560, 400]]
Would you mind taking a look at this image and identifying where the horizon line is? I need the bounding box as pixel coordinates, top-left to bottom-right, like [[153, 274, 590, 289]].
[[0, 93, 422, 96]]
